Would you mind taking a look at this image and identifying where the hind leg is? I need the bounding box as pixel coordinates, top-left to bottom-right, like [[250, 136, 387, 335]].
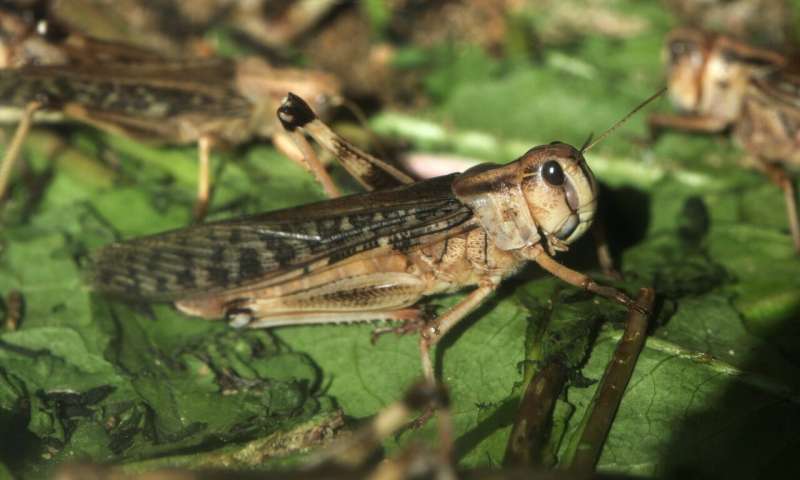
[[754, 160, 800, 253], [0, 101, 41, 201]]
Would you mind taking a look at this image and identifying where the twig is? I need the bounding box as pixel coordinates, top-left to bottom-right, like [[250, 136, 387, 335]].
[[567, 288, 655, 473], [3, 290, 24, 331], [599, 327, 800, 405], [503, 359, 569, 466]]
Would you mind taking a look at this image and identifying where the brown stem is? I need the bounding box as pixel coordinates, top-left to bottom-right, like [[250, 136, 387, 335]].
[[567, 287, 655, 474], [3, 290, 24, 331], [503, 360, 569, 467]]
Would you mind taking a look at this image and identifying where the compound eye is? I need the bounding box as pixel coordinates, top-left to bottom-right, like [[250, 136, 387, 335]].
[[541, 160, 565, 186], [669, 41, 692, 62], [35, 19, 68, 42]]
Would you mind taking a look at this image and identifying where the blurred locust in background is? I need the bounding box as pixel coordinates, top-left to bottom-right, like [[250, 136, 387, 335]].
[[650, 28, 800, 252], [0, 5, 342, 220]]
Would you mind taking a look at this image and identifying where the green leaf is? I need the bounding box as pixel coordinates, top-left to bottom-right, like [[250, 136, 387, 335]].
[[3, 1, 800, 478]]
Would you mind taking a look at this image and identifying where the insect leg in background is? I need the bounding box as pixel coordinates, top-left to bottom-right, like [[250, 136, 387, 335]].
[[0, 100, 41, 203], [2, 289, 24, 331]]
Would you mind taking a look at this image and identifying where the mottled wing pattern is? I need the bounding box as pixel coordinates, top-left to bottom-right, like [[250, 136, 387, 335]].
[[746, 70, 800, 145], [0, 59, 251, 119], [752, 69, 800, 110], [89, 174, 474, 302]]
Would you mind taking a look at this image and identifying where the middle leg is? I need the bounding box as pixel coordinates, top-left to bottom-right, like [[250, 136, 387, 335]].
[[755, 159, 800, 253]]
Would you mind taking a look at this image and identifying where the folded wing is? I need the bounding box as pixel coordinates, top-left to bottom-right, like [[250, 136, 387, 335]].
[[89, 174, 474, 301]]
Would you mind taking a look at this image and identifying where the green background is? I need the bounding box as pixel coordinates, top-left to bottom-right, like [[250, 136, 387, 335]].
[[2, 1, 800, 478]]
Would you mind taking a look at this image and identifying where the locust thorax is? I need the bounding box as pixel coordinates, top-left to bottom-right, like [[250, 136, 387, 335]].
[[665, 28, 783, 122], [452, 142, 597, 253]]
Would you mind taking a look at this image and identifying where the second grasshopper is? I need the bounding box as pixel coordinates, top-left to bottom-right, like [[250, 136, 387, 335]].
[[0, 21, 342, 219], [650, 27, 800, 252]]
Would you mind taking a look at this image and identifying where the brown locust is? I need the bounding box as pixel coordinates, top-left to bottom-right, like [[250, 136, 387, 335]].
[[650, 27, 800, 252], [89, 92, 657, 389], [0, 19, 342, 219]]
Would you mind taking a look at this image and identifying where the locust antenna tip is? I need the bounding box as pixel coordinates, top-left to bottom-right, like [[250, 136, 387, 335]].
[[277, 92, 316, 131]]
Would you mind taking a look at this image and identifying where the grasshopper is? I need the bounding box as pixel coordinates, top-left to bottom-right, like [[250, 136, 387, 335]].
[[0, 24, 342, 219], [649, 27, 800, 252], [89, 92, 658, 387]]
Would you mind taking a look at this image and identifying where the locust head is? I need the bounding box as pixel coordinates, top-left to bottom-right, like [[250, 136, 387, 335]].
[[663, 28, 712, 114], [664, 28, 783, 122], [452, 142, 597, 254]]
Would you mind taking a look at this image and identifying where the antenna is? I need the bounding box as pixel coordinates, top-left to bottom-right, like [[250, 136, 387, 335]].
[[580, 86, 667, 153]]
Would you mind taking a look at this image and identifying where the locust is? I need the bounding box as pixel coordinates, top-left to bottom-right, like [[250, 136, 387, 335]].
[[0, 22, 342, 219], [649, 27, 800, 252], [89, 91, 658, 388]]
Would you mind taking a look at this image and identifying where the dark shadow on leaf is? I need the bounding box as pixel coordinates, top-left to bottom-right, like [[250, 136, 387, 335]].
[[627, 197, 800, 479], [559, 182, 651, 274], [659, 313, 800, 480], [454, 395, 519, 462]]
